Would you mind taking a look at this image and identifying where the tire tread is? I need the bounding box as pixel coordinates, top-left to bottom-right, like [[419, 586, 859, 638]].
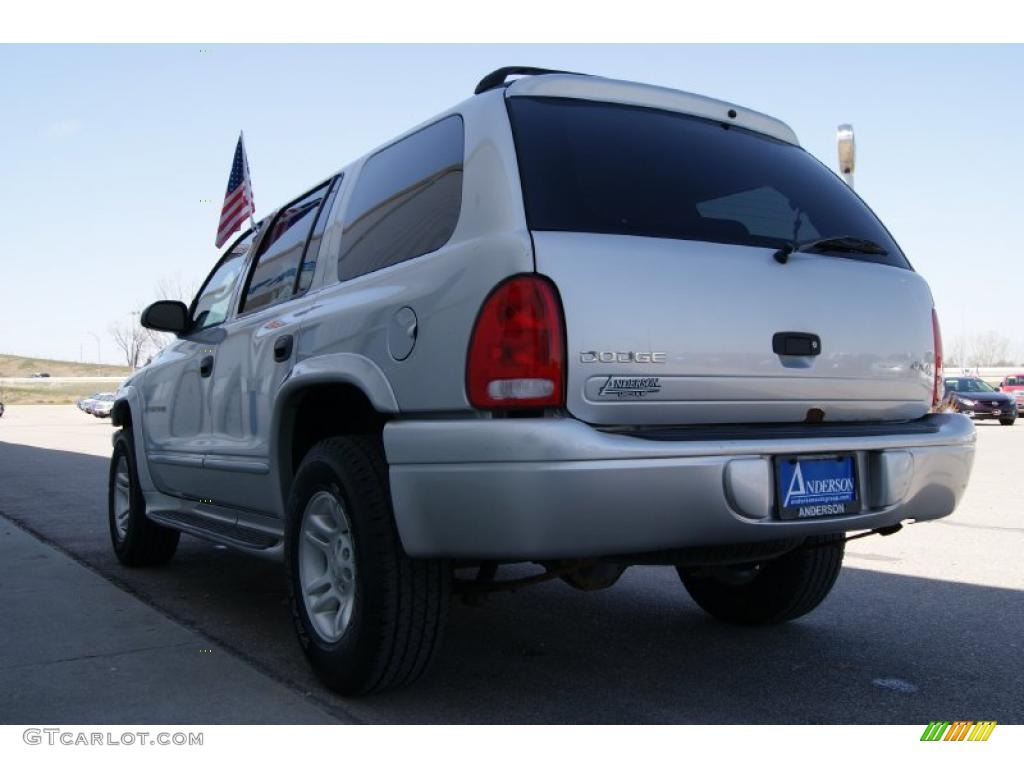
[[287, 435, 448, 695]]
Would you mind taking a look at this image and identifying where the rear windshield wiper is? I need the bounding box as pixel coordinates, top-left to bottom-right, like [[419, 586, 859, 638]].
[[773, 236, 889, 264]]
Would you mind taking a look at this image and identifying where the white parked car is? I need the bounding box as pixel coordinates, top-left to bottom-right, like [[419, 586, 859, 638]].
[[89, 393, 115, 418]]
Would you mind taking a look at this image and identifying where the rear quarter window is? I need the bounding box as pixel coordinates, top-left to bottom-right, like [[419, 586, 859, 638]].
[[338, 115, 464, 281]]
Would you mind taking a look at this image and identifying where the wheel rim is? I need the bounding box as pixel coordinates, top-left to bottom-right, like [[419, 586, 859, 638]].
[[299, 490, 357, 643], [113, 454, 131, 541]]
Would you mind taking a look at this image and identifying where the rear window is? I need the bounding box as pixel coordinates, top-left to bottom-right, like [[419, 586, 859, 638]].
[[507, 97, 909, 268]]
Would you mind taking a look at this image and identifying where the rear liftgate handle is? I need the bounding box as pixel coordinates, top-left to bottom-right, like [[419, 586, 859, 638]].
[[274, 334, 294, 363], [772, 332, 821, 357]]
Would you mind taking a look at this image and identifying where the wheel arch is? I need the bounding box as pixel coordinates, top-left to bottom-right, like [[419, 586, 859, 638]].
[[272, 354, 400, 512], [109, 385, 159, 496], [111, 398, 132, 429]]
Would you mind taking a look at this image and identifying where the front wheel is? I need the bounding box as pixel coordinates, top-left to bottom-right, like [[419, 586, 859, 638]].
[[1000, 417, 1016, 426], [285, 436, 450, 695], [109, 430, 179, 566], [678, 534, 845, 625]]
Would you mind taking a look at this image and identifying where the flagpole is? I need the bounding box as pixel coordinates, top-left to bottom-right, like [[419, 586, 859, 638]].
[[241, 129, 256, 234]]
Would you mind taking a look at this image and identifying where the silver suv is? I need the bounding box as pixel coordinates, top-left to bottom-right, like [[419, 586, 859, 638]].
[[110, 67, 976, 695]]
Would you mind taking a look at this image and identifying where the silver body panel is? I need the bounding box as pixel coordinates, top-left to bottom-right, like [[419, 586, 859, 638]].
[[115, 74, 975, 559], [534, 232, 937, 426], [384, 413, 975, 558]]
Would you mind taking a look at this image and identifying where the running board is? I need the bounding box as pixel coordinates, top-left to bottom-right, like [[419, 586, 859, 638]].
[[148, 505, 282, 552]]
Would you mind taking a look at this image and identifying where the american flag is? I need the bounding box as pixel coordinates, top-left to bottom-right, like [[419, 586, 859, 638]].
[[215, 132, 255, 248]]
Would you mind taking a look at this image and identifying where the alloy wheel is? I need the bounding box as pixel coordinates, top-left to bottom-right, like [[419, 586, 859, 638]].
[[298, 490, 357, 643]]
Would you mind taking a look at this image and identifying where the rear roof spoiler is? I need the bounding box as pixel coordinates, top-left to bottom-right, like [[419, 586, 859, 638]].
[[474, 66, 590, 95]]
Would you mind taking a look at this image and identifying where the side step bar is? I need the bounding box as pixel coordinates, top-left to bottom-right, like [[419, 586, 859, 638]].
[[148, 504, 283, 553]]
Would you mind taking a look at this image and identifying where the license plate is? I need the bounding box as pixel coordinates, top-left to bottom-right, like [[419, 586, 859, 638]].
[[993, 409, 1001, 415], [775, 454, 860, 520]]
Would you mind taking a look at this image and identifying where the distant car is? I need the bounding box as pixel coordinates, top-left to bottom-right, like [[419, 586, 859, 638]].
[[943, 377, 1016, 425], [30, 372, 50, 378], [90, 393, 116, 418], [77, 393, 102, 413], [998, 373, 1024, 415]]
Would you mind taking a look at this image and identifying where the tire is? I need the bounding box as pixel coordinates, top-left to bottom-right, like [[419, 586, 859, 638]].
[[108, 430, 179, 566], [285, 435, 450, 695], [678, 534, 845, 625], [999, 417, 1016, 426]]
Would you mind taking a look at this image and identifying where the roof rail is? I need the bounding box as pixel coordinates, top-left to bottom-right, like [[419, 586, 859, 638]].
[[474, 66, 589, 95]]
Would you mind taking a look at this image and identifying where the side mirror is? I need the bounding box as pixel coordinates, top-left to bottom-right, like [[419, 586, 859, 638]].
[[141, 300, 189, 335]]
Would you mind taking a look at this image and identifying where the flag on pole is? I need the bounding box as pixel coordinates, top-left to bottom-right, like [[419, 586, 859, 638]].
[[215, 132, 255, 248]]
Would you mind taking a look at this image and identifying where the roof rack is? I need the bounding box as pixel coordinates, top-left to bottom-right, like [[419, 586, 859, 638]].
[[473, 66, 589, 95]]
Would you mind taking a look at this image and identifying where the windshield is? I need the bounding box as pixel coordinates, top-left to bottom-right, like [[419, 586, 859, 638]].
[[945, 378, 996, 393], [507, 97, 909, 268]]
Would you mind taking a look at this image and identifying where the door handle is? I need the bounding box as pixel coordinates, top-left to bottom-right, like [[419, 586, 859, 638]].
[[199, 355, 214, 377], [274, 334, 294, 363]]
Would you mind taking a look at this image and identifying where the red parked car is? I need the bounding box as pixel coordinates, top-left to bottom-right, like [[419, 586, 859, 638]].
[[999, 373, 1024, 415]]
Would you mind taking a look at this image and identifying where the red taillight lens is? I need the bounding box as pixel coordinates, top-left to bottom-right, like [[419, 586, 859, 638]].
[[467, 275, 565, 409], [932, 308, 943, 408]]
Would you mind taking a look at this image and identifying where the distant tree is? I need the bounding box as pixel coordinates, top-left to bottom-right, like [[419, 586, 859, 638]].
[[967, 331, 1012, 368], [109, 320, 147, 369], [945, 336, 969, 368], [142, 273, 200, 356]]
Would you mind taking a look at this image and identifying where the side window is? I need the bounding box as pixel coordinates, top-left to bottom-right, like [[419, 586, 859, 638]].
[[297, 176, 341, 293], [338, 115, 463, 281], [240, 182, 330, 314], [190, 232, 253, 331]]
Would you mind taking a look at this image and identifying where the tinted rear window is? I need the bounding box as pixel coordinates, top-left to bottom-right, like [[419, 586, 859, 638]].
[[507, 97, 909, 268]]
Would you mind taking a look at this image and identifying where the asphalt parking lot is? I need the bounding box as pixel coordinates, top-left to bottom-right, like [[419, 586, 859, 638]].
[[0, 405, 1021, 724]]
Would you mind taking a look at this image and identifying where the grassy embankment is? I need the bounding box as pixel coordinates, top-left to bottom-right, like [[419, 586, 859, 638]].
[[0, 354, 131, 405]]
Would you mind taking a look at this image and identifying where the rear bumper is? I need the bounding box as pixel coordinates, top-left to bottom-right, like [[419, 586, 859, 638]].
[[384, 413, 976, 559]]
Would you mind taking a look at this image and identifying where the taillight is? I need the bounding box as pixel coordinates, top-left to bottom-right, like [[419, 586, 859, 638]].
[[932, 308, 943, 408], [467, 275, 565, 409]]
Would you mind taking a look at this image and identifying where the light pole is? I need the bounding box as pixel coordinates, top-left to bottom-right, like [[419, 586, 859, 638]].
[[88, 332, 100, 364], [837, 124, 856, 188]]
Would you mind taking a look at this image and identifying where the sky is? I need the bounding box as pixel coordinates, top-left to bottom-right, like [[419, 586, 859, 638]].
[[0, 44, 1021, 364]]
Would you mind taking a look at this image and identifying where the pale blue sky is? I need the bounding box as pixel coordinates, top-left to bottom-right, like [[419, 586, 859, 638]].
[[1, 44, 1021, 363]]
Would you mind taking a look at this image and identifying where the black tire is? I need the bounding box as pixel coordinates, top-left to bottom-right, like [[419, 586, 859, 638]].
[[108, 430, 179, 566], [678, 534, 845, 625], [999, 417, 1016, 426], [285, 435, 449, 695]]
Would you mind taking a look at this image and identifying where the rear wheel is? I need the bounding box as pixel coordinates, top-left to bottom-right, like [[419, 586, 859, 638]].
[[678, 534, 845, 625], [108, 430, 179, 566], [285, 436, 450, 695]]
